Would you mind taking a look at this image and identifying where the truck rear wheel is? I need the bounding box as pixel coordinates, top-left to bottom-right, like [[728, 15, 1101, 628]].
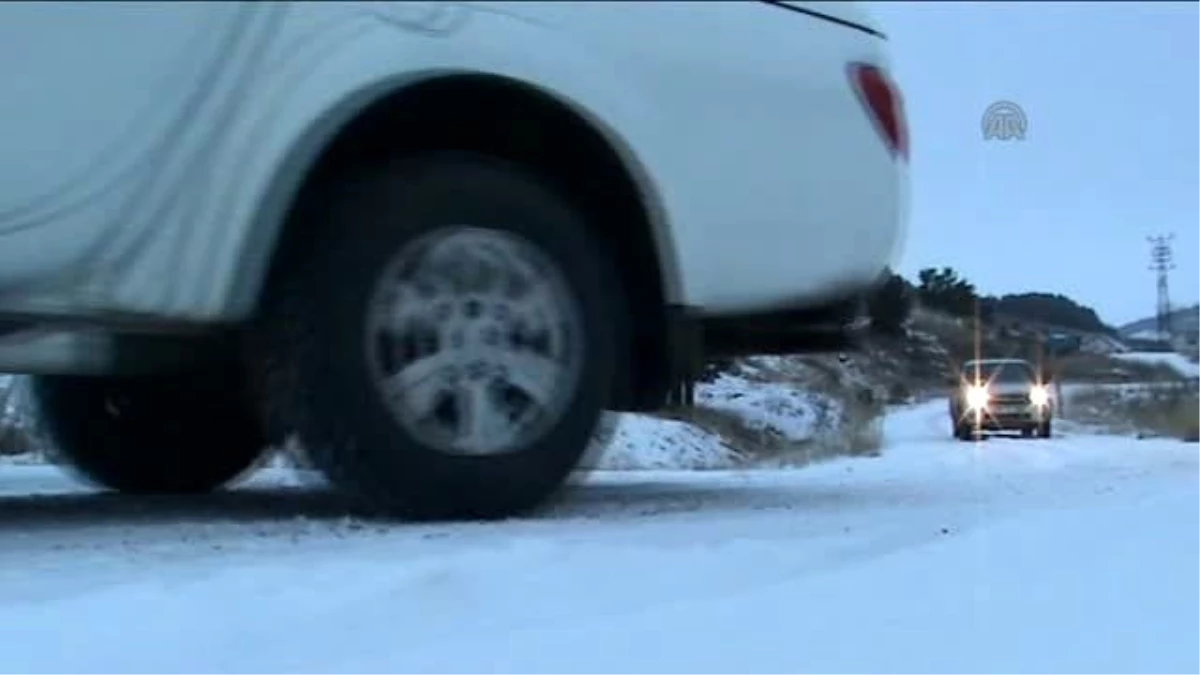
[[30, 370, 267, 494], [253, 153, 629, 520]]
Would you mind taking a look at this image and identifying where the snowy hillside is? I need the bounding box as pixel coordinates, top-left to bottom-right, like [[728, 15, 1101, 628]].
[[1113, 351, 1200, 379], [1120, 304, 1200, 338]]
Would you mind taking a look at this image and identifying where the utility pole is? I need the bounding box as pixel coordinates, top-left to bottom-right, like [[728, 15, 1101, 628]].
[[1148, 234, 1175, 341]]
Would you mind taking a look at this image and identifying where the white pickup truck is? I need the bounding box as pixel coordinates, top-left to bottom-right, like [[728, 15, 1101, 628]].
[[0, 1, 908, 519]]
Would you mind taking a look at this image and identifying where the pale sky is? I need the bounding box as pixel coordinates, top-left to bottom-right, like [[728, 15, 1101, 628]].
[[870, 1, 1198, 326]]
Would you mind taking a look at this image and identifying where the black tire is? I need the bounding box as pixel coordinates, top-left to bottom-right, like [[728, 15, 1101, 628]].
[[1020, 426, 1034, 439], [569, 411, 624, 480], [953, 422, 972, 441], [252, 153, 629, 520], [30, 369, 267, 494], [1036, 420, 1053, 439]]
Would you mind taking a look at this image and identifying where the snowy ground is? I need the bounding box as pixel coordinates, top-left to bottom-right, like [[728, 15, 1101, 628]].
[[0, 400, 1196, 673]]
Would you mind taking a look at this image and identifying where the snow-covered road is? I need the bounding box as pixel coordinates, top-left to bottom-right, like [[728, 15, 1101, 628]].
[[0, 401, 1196, 673]]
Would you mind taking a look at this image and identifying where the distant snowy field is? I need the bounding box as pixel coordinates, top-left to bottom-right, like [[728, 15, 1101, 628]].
[[1112, 351, 1200, 379]]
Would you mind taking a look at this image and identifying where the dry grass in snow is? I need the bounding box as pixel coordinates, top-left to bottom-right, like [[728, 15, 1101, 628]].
[[1066, 382, 1199, 442], [580, 354, 889, 471]]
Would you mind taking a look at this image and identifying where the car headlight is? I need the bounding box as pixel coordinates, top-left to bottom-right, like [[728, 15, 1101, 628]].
[[1029, 385, 1050, 406], [965, 385, 989, 409]]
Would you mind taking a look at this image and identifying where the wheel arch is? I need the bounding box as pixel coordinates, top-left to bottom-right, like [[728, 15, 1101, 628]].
[[238, 72, 682, 411]]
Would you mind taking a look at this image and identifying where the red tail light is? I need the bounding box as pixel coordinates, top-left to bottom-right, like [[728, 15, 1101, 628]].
[[848, 63, 909, 162]]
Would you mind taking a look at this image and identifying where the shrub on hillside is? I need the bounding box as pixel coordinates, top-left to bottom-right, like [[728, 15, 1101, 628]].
[[866, 269, 913, 337], [990, 292, 1110, 334], [916, 267, 977, 318]]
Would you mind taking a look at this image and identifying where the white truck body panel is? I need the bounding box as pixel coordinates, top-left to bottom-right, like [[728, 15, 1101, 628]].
[[0, 1, 906, 324]]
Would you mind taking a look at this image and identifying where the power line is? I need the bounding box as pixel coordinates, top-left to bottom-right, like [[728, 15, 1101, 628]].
[[1148, 234, 1175, 340]]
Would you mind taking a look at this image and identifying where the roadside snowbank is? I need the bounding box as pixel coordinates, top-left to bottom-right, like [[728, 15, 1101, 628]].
[[699, 372, 834, 443], [594, 358, 876, 470], [588, 370, 845, 470], [588, 414, 742, 470]]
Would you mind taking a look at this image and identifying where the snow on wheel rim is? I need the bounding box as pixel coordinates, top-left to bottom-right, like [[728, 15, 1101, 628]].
[[364, 226, 584, 456]]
